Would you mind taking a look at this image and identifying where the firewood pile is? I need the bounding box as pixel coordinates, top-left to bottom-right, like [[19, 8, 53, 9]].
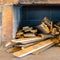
[[5, 17, 60, 58]]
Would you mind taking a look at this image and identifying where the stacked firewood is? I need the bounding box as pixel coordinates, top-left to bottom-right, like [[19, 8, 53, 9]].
[[5, 17, 60, 58], [15, 26, 37, 39]]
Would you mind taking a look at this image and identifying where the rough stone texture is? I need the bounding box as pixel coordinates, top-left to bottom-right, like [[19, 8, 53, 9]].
[[0, 27, 2, 46], [0, 47, 60, 60], [2, 6, 13, 41], [0, 8, 2, 46], [0, 7, 2, 11], [0, 0, 18, 4], [0, 0, 60, 4], [48, 0, 60, 4]]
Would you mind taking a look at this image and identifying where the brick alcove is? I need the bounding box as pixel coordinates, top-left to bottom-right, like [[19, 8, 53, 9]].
[[1, 0, 60, 41]]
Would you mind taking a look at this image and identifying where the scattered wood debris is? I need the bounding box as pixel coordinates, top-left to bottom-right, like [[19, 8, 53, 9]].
[[5, 17, 60, 58], [12, 39, 54, 57]]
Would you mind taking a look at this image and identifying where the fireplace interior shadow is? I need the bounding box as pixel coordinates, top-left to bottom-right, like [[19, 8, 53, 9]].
[[13, 4, 60, 38]]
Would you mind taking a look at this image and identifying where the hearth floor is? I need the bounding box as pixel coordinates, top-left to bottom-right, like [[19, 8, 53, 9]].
[[0, 46, 60, 60]]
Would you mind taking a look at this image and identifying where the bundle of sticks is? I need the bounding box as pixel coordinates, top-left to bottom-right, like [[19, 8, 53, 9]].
[[5, 17, 60, 58]]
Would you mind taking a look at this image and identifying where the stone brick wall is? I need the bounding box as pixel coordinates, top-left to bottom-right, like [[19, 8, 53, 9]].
[[2, 6, 13, 41], [48, 0, 60, 4], [0, 0, 18, 41], [0, 0, 60, 4], [18, 0, 60, 4], [0, 8, 2, 45], [0, 0, 18, 4]]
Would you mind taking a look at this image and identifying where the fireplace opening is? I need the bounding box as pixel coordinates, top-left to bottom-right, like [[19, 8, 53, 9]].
[[13, 4, 60, 38]]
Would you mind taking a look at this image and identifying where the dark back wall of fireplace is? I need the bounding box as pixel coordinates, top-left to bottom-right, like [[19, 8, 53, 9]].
[[19, 5, 60, 27]]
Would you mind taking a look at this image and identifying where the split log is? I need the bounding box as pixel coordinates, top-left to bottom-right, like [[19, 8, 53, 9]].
[[5, 42, 12, 48], [7, 43, 37, 53], [15, 43, 36, 48], [5, 34, 53, 48], [42, 17, 53, 33], [36, 22, 50, 33], [32, 42, 53, 55], [23, 26, 33, 32], [54, 25, 60, 29], [23, 26, 29, 30], [6, 46, 21, 53], [23, 33, 36, 38], [15, 31, 24, 39], [16, 32, 23, 36], [42, 17, 51, 28], [12, 40, 54, 57], [12, 34, 54, 44], [30, 29, 37, 33], [32, 36, 60, 55]]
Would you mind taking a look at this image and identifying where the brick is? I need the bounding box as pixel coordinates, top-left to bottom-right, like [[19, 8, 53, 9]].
[[2, 6, 13, 41]]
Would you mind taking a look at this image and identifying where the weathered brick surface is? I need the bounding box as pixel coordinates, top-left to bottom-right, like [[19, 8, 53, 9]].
[[2, 6, 13, 41], [0, 7, 2, 44], [48, 0, 60, 4], [0, 0, 60, 4], [0, 0, 18, 4], [0, 7, 1, 10], [0, 0, 2, 4]]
